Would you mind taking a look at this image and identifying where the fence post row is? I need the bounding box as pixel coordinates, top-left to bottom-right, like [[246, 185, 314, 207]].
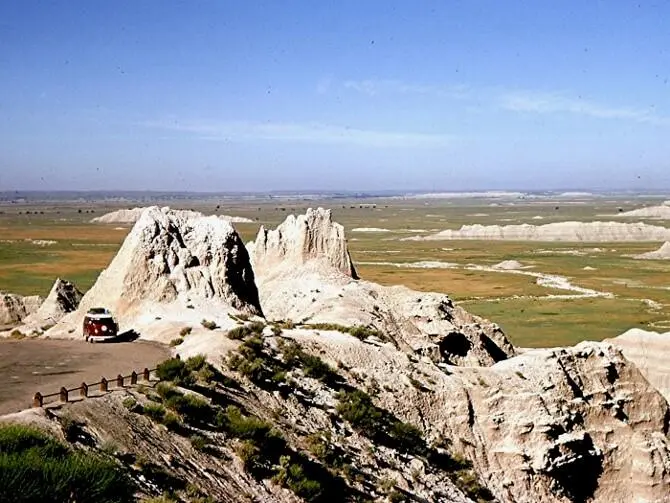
[[33, 367, 158, 408]]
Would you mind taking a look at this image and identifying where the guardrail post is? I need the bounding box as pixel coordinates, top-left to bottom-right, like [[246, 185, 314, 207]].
[[33, 392, 43, 408], [130, 371, 137, 385], [100, 377, 108, 392], [80, 382, 88, 398], [60, 387, 68, 403], [143, 368, 150, 381], [116, 374, 124, 387]]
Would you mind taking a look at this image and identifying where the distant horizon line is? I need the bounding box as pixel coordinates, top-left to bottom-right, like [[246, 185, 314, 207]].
[[2, 188, 670, 198]]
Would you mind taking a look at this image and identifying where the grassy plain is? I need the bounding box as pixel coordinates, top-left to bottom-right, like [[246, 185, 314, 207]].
[[1, 196, 668, 348]]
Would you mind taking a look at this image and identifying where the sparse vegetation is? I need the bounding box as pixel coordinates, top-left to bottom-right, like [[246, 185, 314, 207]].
[[201, 319, 218, 330], [0, 424, 133, 502], [306, 323, 385, 341], [179, 326, 192, 337], [169, 337, 184, 346], [9, 329, 25, 339]]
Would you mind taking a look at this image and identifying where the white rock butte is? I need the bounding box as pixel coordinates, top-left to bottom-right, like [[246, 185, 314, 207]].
[[59, 206, 262, 333], [248, 207, 514, 367], [0, 292, 42, 326], [91, 207, 253, 224], [633, 241, 670, 260], [408, 221, 670, 242], [23, 278, 83, 326]]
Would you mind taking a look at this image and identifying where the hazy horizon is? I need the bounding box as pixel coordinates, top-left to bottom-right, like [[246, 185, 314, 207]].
[[2, 2, 670, 191]]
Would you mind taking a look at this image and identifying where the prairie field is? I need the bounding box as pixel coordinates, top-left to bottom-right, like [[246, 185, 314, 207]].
[[1, 195, 668, 348]]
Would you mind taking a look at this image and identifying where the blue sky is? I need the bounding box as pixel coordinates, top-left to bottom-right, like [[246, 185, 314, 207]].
[[1, 1, 669, 191]]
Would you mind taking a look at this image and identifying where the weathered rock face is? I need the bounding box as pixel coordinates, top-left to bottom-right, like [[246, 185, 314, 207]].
[[248, 207, 358, 281], [249, 208, 514, 367], [0, 292, 42, 326], [297, 332, 670, 503], [606, 328, 670, 402], [52, 207, 262, 337], [23, 278, 83, 327]]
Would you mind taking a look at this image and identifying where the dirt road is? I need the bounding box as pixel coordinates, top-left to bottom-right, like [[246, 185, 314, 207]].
[[0, 338, 170, 415]]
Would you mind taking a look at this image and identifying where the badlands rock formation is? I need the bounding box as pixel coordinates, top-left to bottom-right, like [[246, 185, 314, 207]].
[[248, 208, 514, 367], [633, 241, 670, 260], [618, 202, 670, 219], [20, 278, 82, 328], [0, 292, 41, 326], [6, 207, 670, 503], [408, 221, 670, 242], [52, 206, 262, 338], [606, 328, 670, 401], [91, 206, 253, 224]]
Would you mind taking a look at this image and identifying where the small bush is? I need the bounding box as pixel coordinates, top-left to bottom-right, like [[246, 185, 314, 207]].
[[143, 402, 166, 421], [179, 326, 192, 337], [234, 439, 262, 471], [227, 325, 251, 340], [336, 390, 383, 438], [218, 406, 275, 443], [169, 337, 184, 347], [249, 321, 265, 334], [156, 358, 194, 386], [272, 455, 323, 501], [161, 411, 182, 431], [190, 435, 207, 451], [390, 422, 424, 453], [122, 397, 142, 413], [201, 319, 218, 330], [165, 393, 212, 425], [185, 354, 207, 373], [9, 330, 25, 340]]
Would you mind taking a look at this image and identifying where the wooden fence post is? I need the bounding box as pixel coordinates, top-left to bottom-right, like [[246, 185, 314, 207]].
[[80, 382, 88, 398], [143, 368, 150, 381], [130, 371, 137, 385], [33, 392, 43, 408], [116, 374, 124, 387], [60, 387, 68, 403], [100, 377, 108, 392]]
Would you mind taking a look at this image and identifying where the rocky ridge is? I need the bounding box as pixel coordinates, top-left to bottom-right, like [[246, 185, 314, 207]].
[[91, 207, 253, 224], [405, 221, 670, 242], [0, 291, 42, 327]]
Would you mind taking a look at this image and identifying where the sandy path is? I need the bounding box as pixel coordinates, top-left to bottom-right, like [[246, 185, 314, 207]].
[[0, 338, 170, 415]]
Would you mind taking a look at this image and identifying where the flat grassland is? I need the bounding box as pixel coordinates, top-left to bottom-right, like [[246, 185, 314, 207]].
[[1, 196, 668, 348]]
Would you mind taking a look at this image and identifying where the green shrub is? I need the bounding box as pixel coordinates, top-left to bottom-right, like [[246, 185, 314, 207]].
[[249, 321, 266, 334], [234, 440, 262, 471], [185, 354, 207, 372], [165, 393, 212, 425], [272, 456, 323, 502], [227, 325, 251, 340], [161, 411, 182, 431], [201, 319, 218, 330], [169, 337, 183, 347], [122, 397, 142, 413], [336, 390, 383, 438], [10, 329, 25, 339], [156, 358, 194, 386], [143, 402, 166, 421], [218, 406, 275, 443], [156, 382, 182, 401], [0, 425, 133, 502], [179, 326, 192, 337], [390, 421, 424, 453], [190, 435, 207, 451], [279, 340, 337, 383]]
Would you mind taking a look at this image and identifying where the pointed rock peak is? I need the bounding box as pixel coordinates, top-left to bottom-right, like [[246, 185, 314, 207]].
[[70, 206, 263, 322], [248, 207, 358, 280]]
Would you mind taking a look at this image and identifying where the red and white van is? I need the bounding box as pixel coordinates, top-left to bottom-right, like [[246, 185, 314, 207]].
[[83, 307, 119, 342]]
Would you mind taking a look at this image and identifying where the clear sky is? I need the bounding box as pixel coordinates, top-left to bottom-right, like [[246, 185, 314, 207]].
[[2, 1, 669, 192]]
